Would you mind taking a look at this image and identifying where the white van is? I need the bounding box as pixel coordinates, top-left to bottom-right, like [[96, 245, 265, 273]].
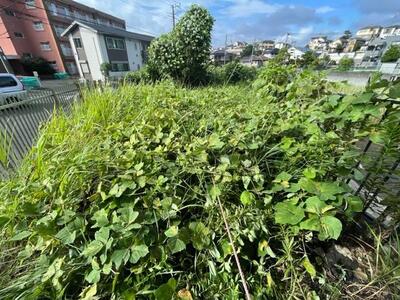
[[0, 73, 26, 106]]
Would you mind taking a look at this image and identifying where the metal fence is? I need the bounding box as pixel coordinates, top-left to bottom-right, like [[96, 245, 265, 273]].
[[0, 84, 79, 178]]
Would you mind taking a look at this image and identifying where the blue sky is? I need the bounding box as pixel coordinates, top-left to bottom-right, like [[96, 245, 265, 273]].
[[78, 0, 400, 46]]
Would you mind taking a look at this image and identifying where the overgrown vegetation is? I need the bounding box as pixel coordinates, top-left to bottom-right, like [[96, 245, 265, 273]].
[[0, 61, 399, 298], [147, 5, 214, 85]]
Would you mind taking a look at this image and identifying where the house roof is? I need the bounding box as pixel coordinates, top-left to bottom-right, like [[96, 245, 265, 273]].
[[61, 21, 154, 42]]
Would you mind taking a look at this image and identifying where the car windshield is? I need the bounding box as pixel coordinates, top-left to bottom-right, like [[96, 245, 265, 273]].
[[0, 76, 18, 88]]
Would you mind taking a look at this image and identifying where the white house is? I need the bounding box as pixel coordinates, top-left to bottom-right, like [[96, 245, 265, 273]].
[[287, 46, 305, 60], [379, 25, 400, 38], [62, 21, 153, 81], [308, 36, 330, 52], [356, 26, 382, 40]]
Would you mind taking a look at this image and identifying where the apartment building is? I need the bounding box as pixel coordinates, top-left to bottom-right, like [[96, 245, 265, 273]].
[[0, 0, 126, 75], [62, 21, 153, 81]]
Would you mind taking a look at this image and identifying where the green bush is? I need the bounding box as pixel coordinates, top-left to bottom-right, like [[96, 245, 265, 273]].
[[147, 5, 214, 85], [124, 67, 152, 84], [208, 62, 257, 84], [337, 56, 354, 71], [21, 56, 56, 75], [381, 45, 400, 63]]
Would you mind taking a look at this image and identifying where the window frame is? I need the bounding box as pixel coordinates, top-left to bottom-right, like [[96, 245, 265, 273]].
[[110, 61, 130, 72], [106, 37, 126, 50], [33, 21, 44, 31], [40, 42, 52, 51], [14, 32, 24, 38], [73, 38, 83, 49], [25, 0, 36, 9]]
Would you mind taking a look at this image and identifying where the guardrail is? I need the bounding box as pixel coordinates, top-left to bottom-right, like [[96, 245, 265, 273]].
[[0, 85, 79, 178]]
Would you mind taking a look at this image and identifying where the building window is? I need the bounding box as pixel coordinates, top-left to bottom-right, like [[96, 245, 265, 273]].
[[106, 37, 125, 50], [111, 62, 130, 72], [4, 9, 16, 16], [14, 32, 24, 38], [25, 0, 36, 9], [73, 38, 82, 49], [49, 3, 57, 15], [33, 21, 44, 31], [60, 43, 73, 56], [54, 25, 67, 37], [40, 42, 51, 51]]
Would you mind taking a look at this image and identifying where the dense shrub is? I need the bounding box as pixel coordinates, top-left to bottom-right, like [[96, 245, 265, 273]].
[[124, 67, 152, 84], [337, 56, 354, 71], [21, 56, 56, 75], [147, 5, 214, 85], [381, 45, 400, 63], [208, 61, 257, 84]]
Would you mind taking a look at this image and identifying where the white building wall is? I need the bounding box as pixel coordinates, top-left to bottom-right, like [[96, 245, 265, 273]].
[[80, 28, 107, 81], [126, 38, 144, 71]]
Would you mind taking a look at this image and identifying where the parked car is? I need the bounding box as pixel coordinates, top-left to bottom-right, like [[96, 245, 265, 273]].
[[0, 73, 26, 106]]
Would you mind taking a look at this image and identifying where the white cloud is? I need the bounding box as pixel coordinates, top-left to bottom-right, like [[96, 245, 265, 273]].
[[316, 6, 334, 14], [223, 0, 279, 18]]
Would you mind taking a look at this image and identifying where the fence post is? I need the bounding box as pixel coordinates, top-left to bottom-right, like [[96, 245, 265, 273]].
[[50, 88, 60, 109]]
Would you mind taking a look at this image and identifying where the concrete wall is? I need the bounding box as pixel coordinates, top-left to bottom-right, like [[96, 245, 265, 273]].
[[327, 71, 372, 86], [80, 27, 105, 81], [126, 38, 143, 71]]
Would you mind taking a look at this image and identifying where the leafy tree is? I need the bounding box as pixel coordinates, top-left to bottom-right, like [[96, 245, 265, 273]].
[[299, 51, 319, 68], [147, 5, 214, 85], [100, 62, 112, 78], [381, 45, 400, 63], [241, 44, 253, 57], [20, 57, 55, 75], [343, 30, 352, 39], [338, 57, 354, 71]]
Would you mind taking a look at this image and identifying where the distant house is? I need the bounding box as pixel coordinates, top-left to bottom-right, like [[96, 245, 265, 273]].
[[308, 36, 329, 52], [62, 21, 153, 81], [287, 46, 305, 60], [212, 49, 236, 65], [259, 40, 275, 51], [344, 38, 366, 53], [356, 26, 382, 40], [379, 25, 400, 38], [329, 37, 349, 53], [240, 56, 266, 68]]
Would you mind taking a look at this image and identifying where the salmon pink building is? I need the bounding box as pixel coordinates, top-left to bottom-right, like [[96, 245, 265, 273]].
[[0, 0, 125, 75]]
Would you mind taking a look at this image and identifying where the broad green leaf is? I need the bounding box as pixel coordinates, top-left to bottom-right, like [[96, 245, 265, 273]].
[[258, 240, 276, 258], [354, 169, 364, 181], [189, 222, 210, 250], [347, 196, 363, 213], [85, 269, 101, 284], [299, 216, 320, 231], [240, 191, 255, 206], [10, 231, 31, 241], [95, 227, 110, 244], [80, 284, 97, 300], [220, 240, 232, 258], [82, 240, 104, 257], [92, 209, 109, 227], [274, 202, 305, 225], [302, 257, 316, 278], [305, 197, 327, 215], [118, 207, 139, 224], [111, 249, 130, 269], [274, 172, 292, 182], [209, 185, 221, 200], [155, 278, 176, 300], [208, 133, 224, 149], [130, 244, 149, 264], [55, 227, 76, 245], [370, 131, 386, 145], [167, 238, 186, 254], [298, 178, 318, 194], [165, 226, 179, 238], [319, 182, 345, 201], [303, 168, 317, 179], [318, 216, 342, 241], [389, 83, 400, 99]]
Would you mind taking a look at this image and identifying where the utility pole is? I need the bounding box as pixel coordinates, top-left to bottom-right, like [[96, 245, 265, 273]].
[[171, 2, 180, 29], [224, 34, 228, 65]]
